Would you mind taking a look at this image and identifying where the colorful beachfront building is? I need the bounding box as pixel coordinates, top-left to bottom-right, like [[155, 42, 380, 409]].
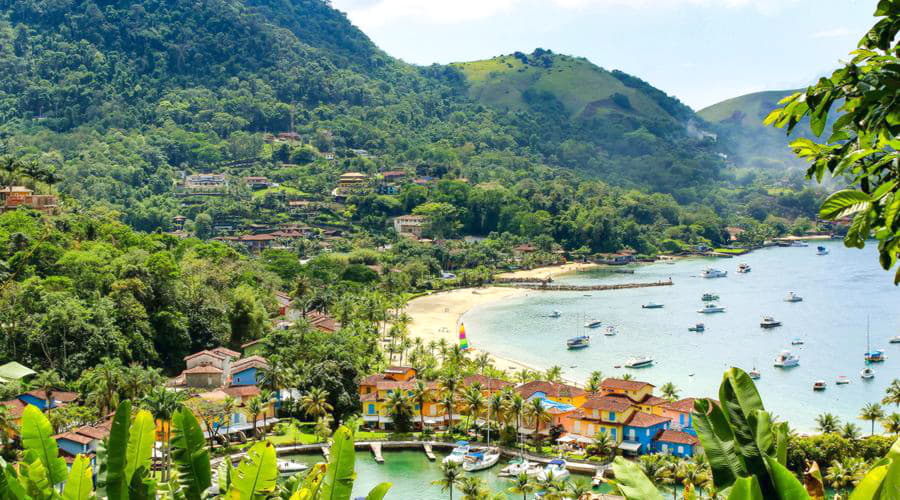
[[661, 397, 698, 434], [622, 412, 671, 455], [653, 430, 701, 457], [516, 381, 587, 408], [565, 396, 634, 444]]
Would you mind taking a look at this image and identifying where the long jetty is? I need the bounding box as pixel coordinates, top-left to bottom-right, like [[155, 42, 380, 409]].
[[502, 278, 673, 291]]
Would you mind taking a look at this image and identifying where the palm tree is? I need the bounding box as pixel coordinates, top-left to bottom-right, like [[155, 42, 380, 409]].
[[411, 380, 431, 432], [81, 357, 123, 416], [141, 387, 186, 481], [462, 385, 484, 434], [524, 397, 550, 449], [440, 373, 460, 429], [660, 382, 680, 401], [825, 457, 867, 496], [244, 396, 264, 439], [474, 352, 492, 375], [545, 365, 563, 383], [299, 387, 333, 421], [882, 412, 900, 435], [507, 472, 535, 500], [458, 476, 488, 500], [840, 422, 861, 440], [259, 389, 276, 430], [589, 430, 614, 463], [859, 403, 885, 436], [815, 412, 841, 434], [32, 370, 63, 415], [565, 479, 592, 500], [487, 393, 503, 441], [432, 461, 463, 500], [385, 390, 414, 433], [506, 393, 526, 448], [439, 391, 457, 437], [585, 377, 601, 396], [620, 373, 634, 381], [882, 379, 900, 408]]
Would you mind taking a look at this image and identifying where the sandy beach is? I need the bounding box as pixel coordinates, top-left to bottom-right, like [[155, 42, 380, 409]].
[[405, 262, 598, 376]]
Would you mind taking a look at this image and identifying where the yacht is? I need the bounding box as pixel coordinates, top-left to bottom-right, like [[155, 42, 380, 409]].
[[760, 316, 782, 329], [790, 240, 809, 247], [641, 302, 664, 309], [700, 268, 728, 278], [791, 338, 804, 346], [499, 458, 540, 477], [624, 356, 654, 368], [784, 292, 803, 303], [701, 293, 719, 301], [816, 245, 829, 255], [462, 448, 501, 472], [698, 303, 726, 313], [774, 350, 800, 368], [277, 459, 309, 475], [537, 459, 570, 482], [584, 319, 602, 329], [443, 441, 471, 464], [865, 349, 886, 363], [604, 325, 618, 336], [548, 310, 561, 318], [836, 376, 850, 385], [566, 336, 591, 350], [749, 367, 761, 380], [737, 263, 751, 273], [688, 323, 705, 332], [890, 335, 900, 344], [861, 367, 875, 380], [813, 380, 827, 391]]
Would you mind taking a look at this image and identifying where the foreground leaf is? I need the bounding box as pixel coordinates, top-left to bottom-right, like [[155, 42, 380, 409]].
[[170, 407, 212, 500], [126, 409, 157, 485], [230, 441, 277, 499], [319, 426, 357, 500], [610, 456, 663, 500], [106, 400, 133, 500], [62, 455, 94, 500], [20, 405, 68, 485]]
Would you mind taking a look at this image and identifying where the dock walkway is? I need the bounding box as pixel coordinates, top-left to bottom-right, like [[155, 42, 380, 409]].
[[370, 442, 384, 463], [505, 279, 673, 292]]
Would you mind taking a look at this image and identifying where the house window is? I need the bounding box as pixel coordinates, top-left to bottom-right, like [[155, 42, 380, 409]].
[[661, 444, 668, 452], [573, 421, 581, 432], [367, 404, 375, 414], [415, 404, 420, 411], [611, 428, 617, 440], [678, 446, 684, 454], [609, 411, 616, 421], [679, 414, 685, 425], [587, 424, 594, 435], [628, 429, 635, 440]]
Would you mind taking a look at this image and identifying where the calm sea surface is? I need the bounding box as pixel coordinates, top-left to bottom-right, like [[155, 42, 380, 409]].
[[464, 240, 900, 433]]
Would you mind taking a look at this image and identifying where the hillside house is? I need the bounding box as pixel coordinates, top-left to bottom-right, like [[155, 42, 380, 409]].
[[0, 186, 58, 214], [392, 214, 429, 238], [185, 173, 228, 190], [18, 390, 79, 411], [245, 176, 273, 189]]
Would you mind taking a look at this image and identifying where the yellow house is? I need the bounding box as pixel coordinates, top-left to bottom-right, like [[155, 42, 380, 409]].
[[564, 396, 635, 443], [600, 378, 655, 403], [516, 381, 587, 408]]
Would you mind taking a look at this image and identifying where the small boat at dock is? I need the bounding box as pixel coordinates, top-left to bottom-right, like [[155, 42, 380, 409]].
[[443, 441, 471, 464], [749, 368, 761, 380], [737, 263, 751, 273], [836, 376, 850, 385], [784, 291, 803, 303], [462, 449, 501, 472], [499, 458, 540, 477], [584, 319, 602, 329], [864, 319, 885, 362], [790, 240, 809, 247], [567, 336, 591, 349], [760, 316, 782, 329], [537, 459, 569, 481], [698, 303, 725, 313], [642, 302, 664, 309], [277, 459, 309, 475], [688, 323, 705, 332], [700, 268, 728, 278], [813, 380, 826, 391], [624, 356, 654, 368], [701, 293, 719, 301], [774, 350, 800, 368]]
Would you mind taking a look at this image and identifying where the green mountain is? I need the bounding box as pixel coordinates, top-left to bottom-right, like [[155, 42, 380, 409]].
[[0, 0, 725, 229]]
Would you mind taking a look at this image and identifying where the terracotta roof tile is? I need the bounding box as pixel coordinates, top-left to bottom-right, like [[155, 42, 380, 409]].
[[183, 365, 223, 375], [582, 397, 632, 412], [463, 374, 512, 391], [232, 355, 269, 372], [184, 350, 226, 362], [54, 432, 93, 445], [516, 381, 585, 399], [223, 386, 261, 398], [212, 347, 240, 358], [25, 390, 79, 402], [75, 426, 109, 440], [601, 378, 654, 391], [655, 430, 699, 446], [625, 412, 671, 428], [2, 399, 26, 418]]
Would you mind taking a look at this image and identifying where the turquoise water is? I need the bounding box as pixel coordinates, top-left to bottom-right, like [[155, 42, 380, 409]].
[[283, 451, 598, 498], [464, 241, 900, 433]]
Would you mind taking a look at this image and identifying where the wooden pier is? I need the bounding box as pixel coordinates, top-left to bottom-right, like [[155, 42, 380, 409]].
[[370, 443, 384, 463], [321, 445, 330, 461], [506, 279, 673, 292], [423, 443, 436, 461]]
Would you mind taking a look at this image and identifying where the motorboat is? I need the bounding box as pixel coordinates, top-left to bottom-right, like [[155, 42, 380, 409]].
[[443, 441, 471, 464], [462, 448, 501, 472], [641, 302, 664, 309], [537, 459, 570, 482], [836, 376, 850, 385], [784, 292, 803, 303], [737, 263, 751, 273], [584, 319, 602, 329], [604, 325, 618, 336], [567, 336, 591, 350], [813, 380, 827, 391], [861, 367, 875, 380], [790, 240, 809, 247], [816, 245, 829, 255], [698, 303, 726, 314], [760, 316, 782, 329], [277, 459, 309, 475], [774, 350, 800, 368], [749, 368, 761, 380], [499, 457, 540, 477], [890, 335, 900, 344], [864, 350, 886, 363], [688, 323, 705, 332], [701, 293, 719, 301], [548, 310, 561, 318], [791, 338, 804, 346], [700, 268, 728, 278], [624, 356, 654, 368]]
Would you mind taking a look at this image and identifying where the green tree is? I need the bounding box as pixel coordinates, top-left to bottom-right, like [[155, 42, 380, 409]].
[[816, 413, 841, 434], [385, 389, 414, 433], [860, 403, 886, 436], [300, 387, 334, 421], [432, 461, 463, 500]]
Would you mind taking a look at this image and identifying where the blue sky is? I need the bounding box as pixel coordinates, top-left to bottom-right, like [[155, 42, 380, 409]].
[[330, 0, 877, 110]]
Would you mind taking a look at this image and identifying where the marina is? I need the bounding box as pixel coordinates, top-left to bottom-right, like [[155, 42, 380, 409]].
[[462, 241, 900, 432]]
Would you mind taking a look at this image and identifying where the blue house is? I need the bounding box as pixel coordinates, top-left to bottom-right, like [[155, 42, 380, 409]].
[[653, 429, 701, 457], [229, 356, 268, 387], [18, 390, 79, 411], [53, 425, 107, 459], [622, 412, 670, 455]]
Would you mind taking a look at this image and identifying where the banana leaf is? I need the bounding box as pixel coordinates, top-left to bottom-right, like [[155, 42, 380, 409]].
[[218, 459, 233, 494], [126, 409, 156, 485], [105, 400, 133, 500], [318, 426, 357, 500], [764, 456, 810, 500], [803, 461, 825, 500], [20, 405, 67, 485], [610, 456, 664, 500], [21, 453, 55, 500], [170, 407, 212, 500], [718, 369, 774, 496], [693, 398, 746, 488], [128, 466, 157, 500], [849, 437, 899, 499], [1, 464, 28, 500], [230, 441, 278, 499], [727, 477, 763, 500], [774, 422, 789, 467], [62, 455, 94, 500], [364, 482, 392, 500]]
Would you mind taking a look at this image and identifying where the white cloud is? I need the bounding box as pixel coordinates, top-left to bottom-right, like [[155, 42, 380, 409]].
[[811, 27, 854, 39], [335, 0, 796, 29]]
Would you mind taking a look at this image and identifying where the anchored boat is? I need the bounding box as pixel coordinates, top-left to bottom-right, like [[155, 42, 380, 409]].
[[688, 323, 705, 332], [443, 441, 471, 464], [813, 380, 827, 391], [760, 316, 782, 329], [700, 268, 728, 278], [584, 319, 602, 329], [861, 367, 875, 380], [462, 449, 501, 472], [624, 356, 654, 368], [567, 336, 591, 350], [642, 302, 664, 309], [537, 459, 570, 481], [701, 293, 719, 301], [784, 291, 803, 303], [737, 263, 751, 273], [698, 303, 725, 314], [277, 459, 309, 475], [836, 376, 850, 385], [817, 245, 829, 255], [774, 350, 800, 368]]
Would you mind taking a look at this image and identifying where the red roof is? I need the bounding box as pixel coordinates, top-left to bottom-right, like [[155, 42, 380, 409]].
[[54, 432, 93, 445], [184, 350, 226, 362], [655, 430, 699, 446], [640, 396, 669, 407], [625, 412, 671, 428], [601, 378, 654, 391], [306, 311, 339, 333], [516, 381, 585, 399], [212, 347, 240, 358], [463, 374, 513, 391], [25, 390, 79, 403], [664, 398, 698, 413], [223, 386, 261, 398], [183, 365, 223, 375], [2, 399, 27, 418], [75, 426, 109, 440], [232, 356, 269, 373], [581, 396, 632, 412], [240, 234, 277, 241]]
